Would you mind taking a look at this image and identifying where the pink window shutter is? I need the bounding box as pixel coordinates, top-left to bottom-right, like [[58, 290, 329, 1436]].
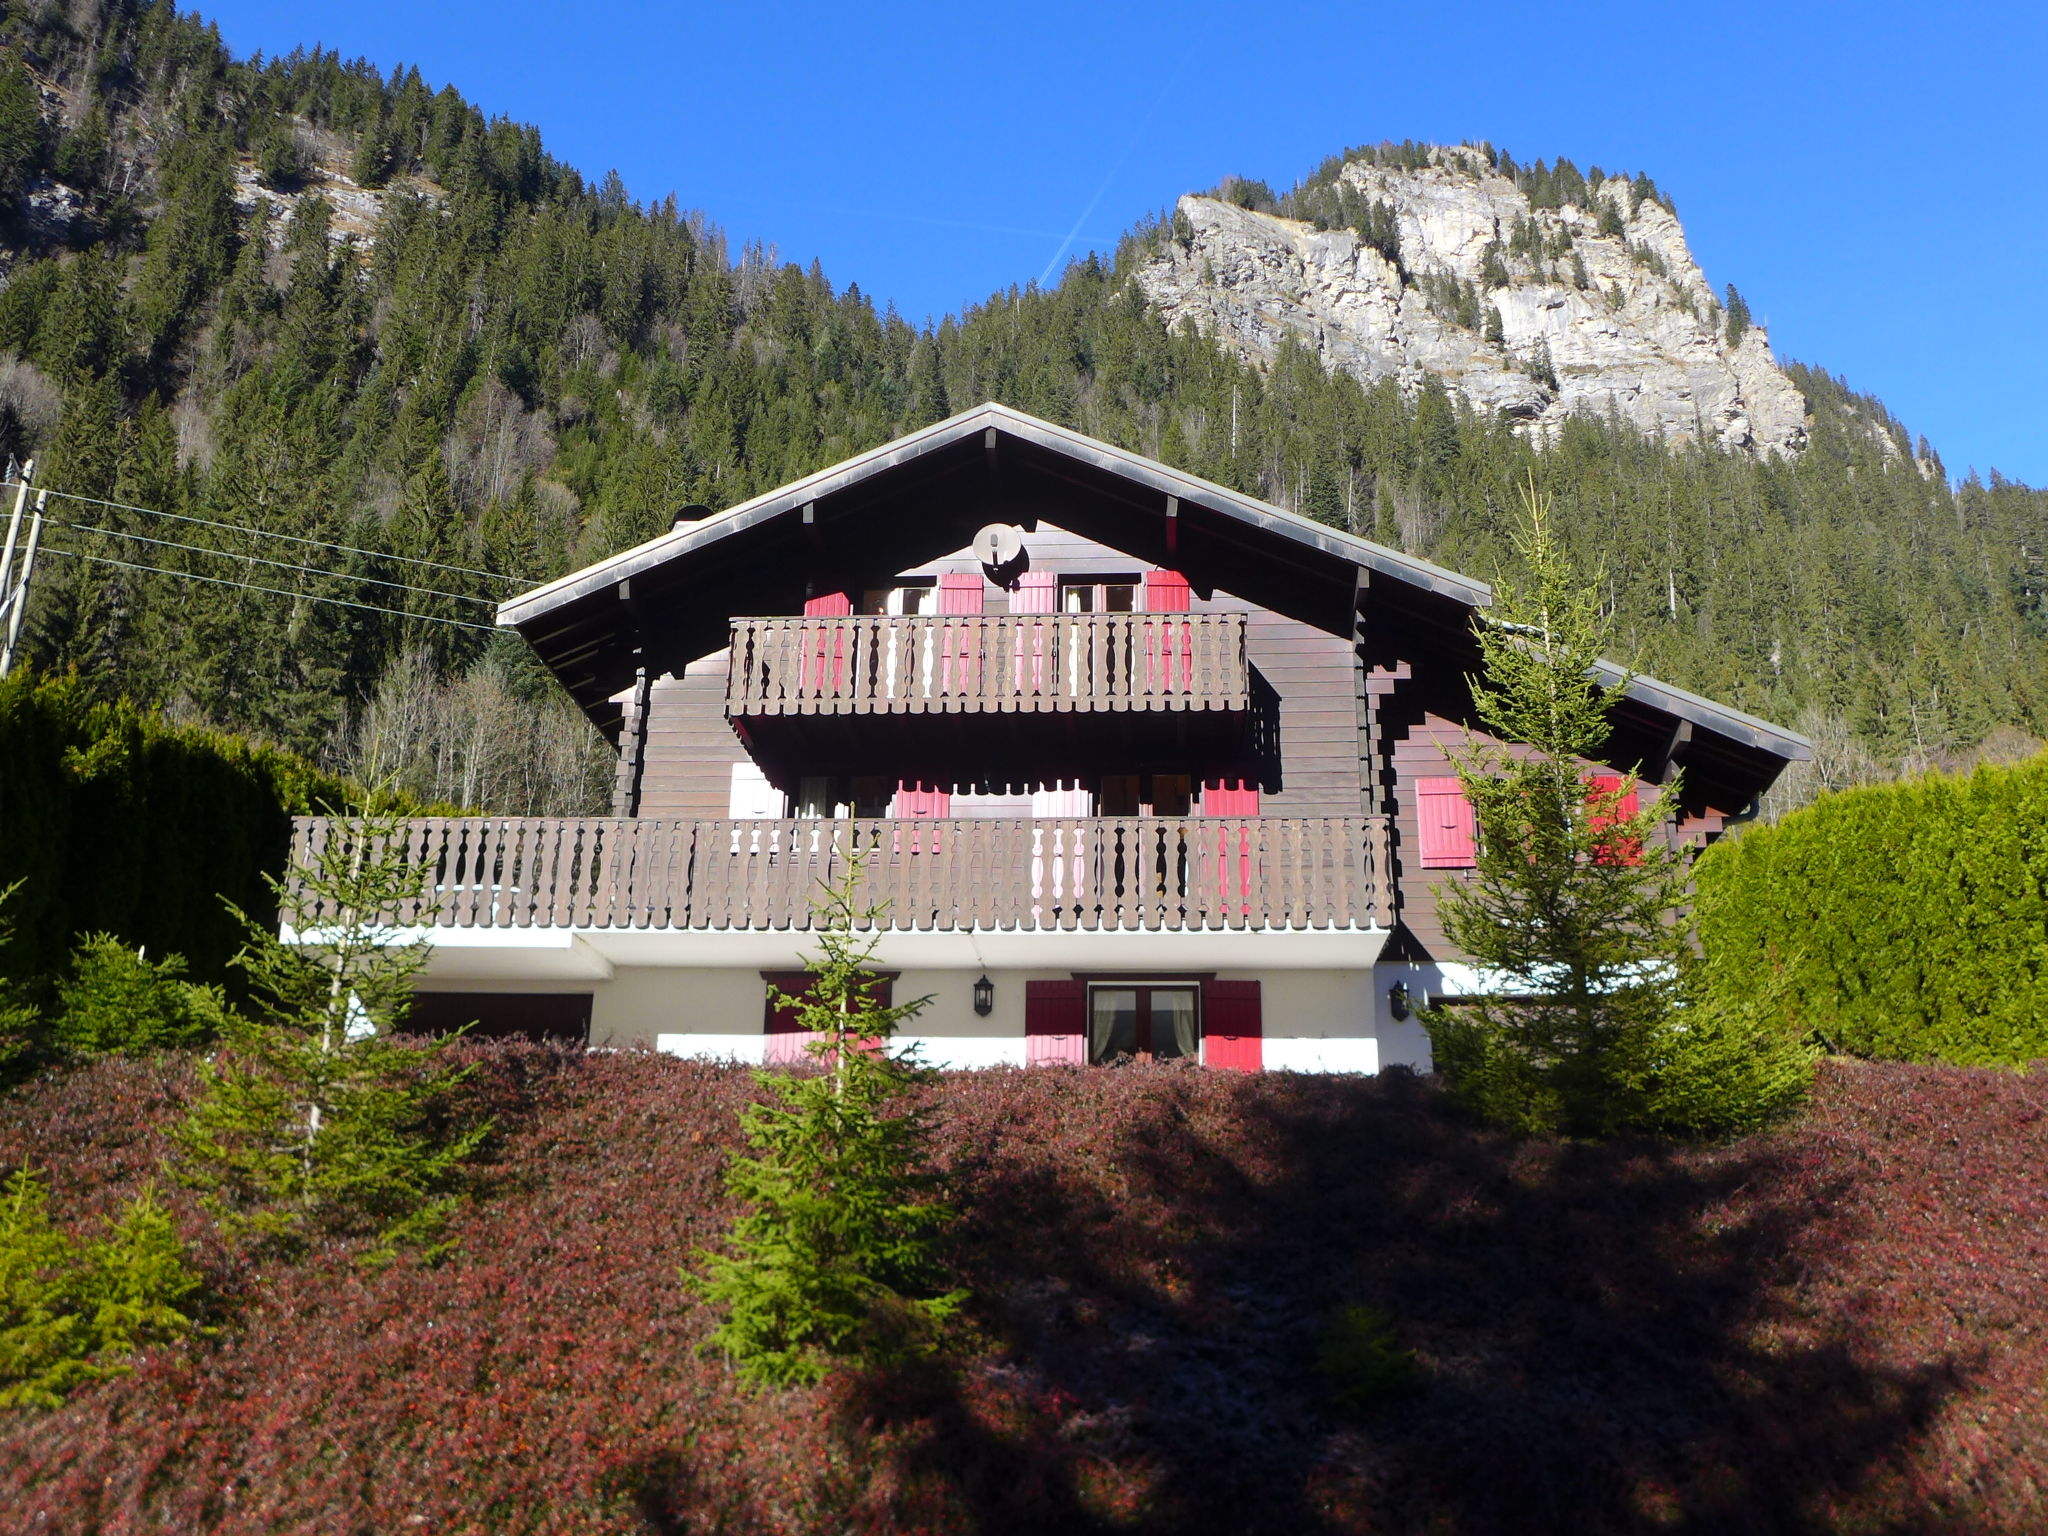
[[1025, 979, 1086, 1066], [892, 782, 952, 818], [937, 573, 984, 614], [892, 781, 950, 857], [1012, 571, 1057, 613], [936, 574, 982, 696], [803, 591, 853, 616], [1012, 571, 1056, 696], [1416, 777, 1477, 869], [1200, 979, 1262, 1072]]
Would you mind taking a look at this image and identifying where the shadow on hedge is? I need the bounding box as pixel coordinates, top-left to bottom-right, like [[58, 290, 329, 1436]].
[[780, 1067, 1966, 1535]]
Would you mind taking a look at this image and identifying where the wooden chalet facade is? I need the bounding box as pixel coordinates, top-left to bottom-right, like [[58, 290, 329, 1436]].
[[297, 404, 1809, 1069]]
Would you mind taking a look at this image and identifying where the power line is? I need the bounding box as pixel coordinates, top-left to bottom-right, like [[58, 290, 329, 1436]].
[[38, 545, 503, 632], [7, 481, 539, 587], [46, 515, 501, 608]]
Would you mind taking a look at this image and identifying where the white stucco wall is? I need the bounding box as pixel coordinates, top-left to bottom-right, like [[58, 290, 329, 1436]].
[[415, 947, 1436, 1075]]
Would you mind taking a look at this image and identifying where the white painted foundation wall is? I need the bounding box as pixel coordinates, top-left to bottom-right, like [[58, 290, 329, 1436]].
[[414, 957, 1435, 1074]]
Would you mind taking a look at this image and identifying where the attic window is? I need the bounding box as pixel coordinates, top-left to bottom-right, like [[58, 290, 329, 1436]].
[[859, 582, 936, 615], [1061, 577, 1141, 613]]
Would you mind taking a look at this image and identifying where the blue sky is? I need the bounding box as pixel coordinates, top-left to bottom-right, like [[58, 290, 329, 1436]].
[[199, 0, 2046, 485]]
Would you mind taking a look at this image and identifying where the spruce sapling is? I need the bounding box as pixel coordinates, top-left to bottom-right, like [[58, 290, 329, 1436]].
[[692, 850, 965, 1387], [1424, 474, 1811, 1137], [175, 808, 488, 1265]]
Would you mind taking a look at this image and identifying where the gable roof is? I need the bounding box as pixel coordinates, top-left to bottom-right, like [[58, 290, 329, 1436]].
[[500, 402, 1810, 784]]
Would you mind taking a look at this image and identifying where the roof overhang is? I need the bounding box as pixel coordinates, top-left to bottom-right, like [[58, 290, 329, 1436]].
[[499, 402, 1810, 793]]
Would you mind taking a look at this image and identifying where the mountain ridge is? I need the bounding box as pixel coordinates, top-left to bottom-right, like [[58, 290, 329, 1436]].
[[1138, 144, 1824, 462]]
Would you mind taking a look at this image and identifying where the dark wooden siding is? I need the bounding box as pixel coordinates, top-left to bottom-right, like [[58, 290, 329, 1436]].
[[1384, 708, 1672, 961], [635, 651, 748, 817], [628, 523, 1364, 819]]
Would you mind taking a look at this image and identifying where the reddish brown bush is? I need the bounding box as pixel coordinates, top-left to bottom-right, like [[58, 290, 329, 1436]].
[[0, 1050, 2042, 1534]]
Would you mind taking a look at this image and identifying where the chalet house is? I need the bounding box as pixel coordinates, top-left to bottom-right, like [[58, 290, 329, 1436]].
[[292, 404, 1810, 1070]]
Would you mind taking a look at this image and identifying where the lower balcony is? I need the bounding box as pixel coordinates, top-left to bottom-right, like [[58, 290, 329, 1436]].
[[288, 815, 1392, 934]]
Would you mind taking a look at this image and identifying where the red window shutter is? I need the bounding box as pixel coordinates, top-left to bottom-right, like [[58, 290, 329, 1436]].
[[1141, 571, 1193, 691], [937, 573, 984, 614], [1025, 979, 1086, 1066], [1143, 569, 1191, 612], [763, 971, 811, 1066], [764, 971, 891, 1064], [1201, 779, 1260, 816], [1586, 774, 1643, 865], [1416, 777, 1477, 869], [800, 590, 851, 693], [1013, 570, 1057, 613], [1201, 979, 1262, 1072]]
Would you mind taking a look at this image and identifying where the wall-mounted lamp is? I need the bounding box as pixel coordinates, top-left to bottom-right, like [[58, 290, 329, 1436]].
[[973, 973, 995, 1017], [1388, 981, 1412, 1022]]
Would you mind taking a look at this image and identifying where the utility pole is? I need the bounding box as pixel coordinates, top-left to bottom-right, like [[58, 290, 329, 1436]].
[[0, 487, 48, 678], [0, 457, 33, 609]]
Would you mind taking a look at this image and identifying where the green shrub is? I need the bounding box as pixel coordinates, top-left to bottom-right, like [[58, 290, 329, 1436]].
[[0, 668, 408, 994], [50, 934, 227, 1057], [1316, 1303, 1418, 1416], [0, 1168, 201, 1409], [1695, 754, 2048, 1067]]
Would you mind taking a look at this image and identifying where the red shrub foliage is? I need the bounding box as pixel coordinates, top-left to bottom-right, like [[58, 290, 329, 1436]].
[[0, 1050, 2043, 1533]]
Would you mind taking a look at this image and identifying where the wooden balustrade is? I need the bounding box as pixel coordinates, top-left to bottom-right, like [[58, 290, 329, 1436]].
[[287, 815, 1391, 933], [726, 613, 1250, 716]]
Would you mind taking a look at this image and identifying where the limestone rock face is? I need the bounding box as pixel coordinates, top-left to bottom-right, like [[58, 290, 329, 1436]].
[[1135, 149, 1812, 458]]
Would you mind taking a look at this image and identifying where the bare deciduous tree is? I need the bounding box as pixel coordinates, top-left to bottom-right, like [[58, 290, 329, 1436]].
[[333, 649, 613, 814]]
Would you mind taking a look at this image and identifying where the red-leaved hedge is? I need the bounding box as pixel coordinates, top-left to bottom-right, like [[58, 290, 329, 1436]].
[[1, 1051, 2043, 1534]]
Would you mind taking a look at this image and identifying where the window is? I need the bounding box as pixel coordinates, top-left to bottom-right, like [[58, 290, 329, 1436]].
[[1088, 984, 1200, 1063], [729, 761, 786, 819], [859, 581, 935, 615], [1060, 577, 1141, 613], [795, 776, 844, 818], [1097, 774, 1192, 817], [763, 970, 895, 1066]]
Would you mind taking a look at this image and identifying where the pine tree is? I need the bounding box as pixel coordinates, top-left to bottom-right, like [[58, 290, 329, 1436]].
[[174, 808, 489, 1263], [1422, 475, 1810, 1136], [691, 854, 965, 1387]]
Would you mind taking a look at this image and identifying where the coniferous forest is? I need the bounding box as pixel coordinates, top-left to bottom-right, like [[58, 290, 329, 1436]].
[[0, 3, 2044, 814]]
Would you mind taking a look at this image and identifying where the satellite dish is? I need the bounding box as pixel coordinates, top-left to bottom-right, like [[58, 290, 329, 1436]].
[[973, 523, 1024, 569]]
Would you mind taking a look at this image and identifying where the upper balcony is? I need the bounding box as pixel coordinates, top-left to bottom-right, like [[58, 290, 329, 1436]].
[[727, 612, 1250, 719]]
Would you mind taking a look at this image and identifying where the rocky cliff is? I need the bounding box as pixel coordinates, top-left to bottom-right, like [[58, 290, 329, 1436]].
[[1136, 145, 1812, 458]]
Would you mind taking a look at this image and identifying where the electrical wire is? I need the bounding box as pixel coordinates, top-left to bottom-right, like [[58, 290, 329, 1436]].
[[45, 516, 502, 608], [5, 481, 539, 587], [36, 545, 503, 632]]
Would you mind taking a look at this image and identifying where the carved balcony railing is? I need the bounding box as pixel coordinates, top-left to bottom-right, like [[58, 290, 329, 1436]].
[[725, 613, 1250, 718], [287, 814, 1391, 934]]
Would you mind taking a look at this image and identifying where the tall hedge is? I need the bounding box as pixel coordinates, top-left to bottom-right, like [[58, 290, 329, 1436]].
[[0, 670, 367, 989], [1694, 754, 2048, 1066]]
